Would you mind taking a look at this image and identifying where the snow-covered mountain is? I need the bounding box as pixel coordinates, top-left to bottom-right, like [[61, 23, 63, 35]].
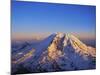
[[12, 32, 96, 74]]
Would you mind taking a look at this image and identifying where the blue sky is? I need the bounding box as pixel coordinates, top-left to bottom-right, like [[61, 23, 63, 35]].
[[12, 1, 96, 39]]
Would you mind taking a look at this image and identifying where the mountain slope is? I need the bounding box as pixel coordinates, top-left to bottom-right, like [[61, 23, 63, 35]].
[[37, 33, 95, 71], [69, 34, 95, 57], [12, 32, 96, 74]]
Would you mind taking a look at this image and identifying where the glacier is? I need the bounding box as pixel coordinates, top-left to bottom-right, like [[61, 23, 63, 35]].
[[11, 32, 96, 74]]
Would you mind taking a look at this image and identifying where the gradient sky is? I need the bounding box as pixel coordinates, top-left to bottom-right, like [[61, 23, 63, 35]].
[[12, 1, 96, 40]]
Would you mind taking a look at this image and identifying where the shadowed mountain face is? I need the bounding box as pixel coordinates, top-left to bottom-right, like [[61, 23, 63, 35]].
[[11, 33, 96, 74]]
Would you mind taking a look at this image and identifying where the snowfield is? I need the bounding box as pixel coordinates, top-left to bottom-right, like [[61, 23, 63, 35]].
[[11, 33, 96, 74]]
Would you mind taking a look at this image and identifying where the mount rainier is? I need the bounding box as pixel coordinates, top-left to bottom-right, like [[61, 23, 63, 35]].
[[12, 32, 96, 74]]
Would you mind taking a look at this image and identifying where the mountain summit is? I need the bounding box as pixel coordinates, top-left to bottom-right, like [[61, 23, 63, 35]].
[[47, 32, 95, 60], [12, 32, 96, 74]]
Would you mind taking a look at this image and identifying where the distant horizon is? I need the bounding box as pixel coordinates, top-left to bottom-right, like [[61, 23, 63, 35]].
[[12, 1, 96, 41], [12, 32, 96, 41]]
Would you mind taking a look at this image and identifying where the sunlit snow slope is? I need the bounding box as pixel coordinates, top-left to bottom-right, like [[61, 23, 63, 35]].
[[12, 32, 96, 74]]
